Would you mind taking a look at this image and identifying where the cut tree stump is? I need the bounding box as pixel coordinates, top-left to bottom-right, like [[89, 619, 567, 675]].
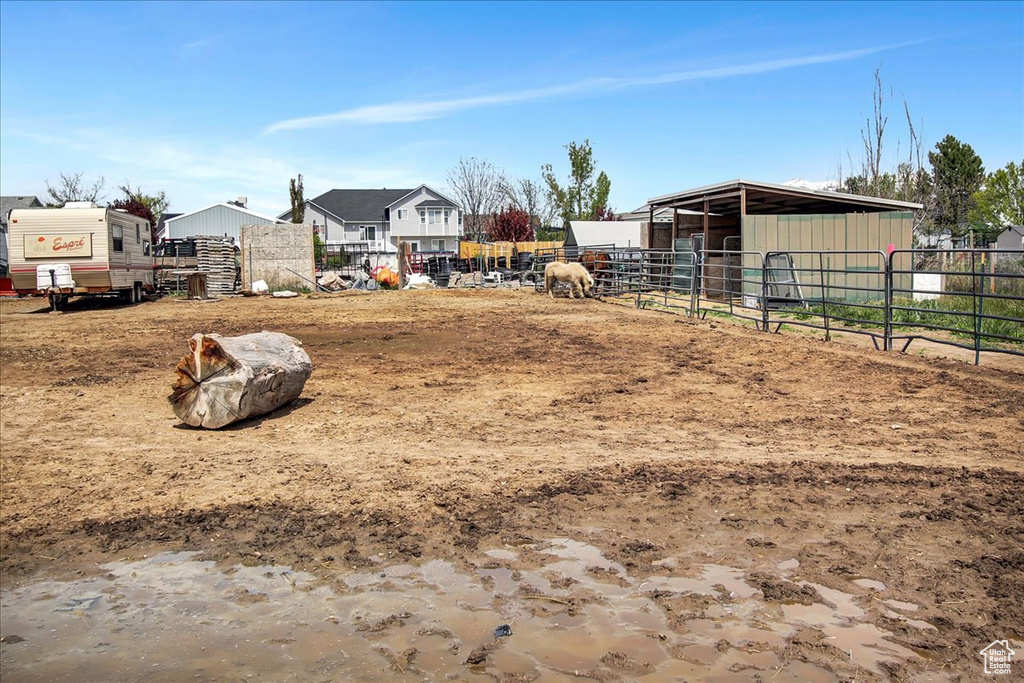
[[169, 331, 313, 429]]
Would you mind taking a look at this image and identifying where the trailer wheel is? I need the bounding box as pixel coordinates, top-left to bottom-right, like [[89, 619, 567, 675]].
[[132, 283, 142, 304]]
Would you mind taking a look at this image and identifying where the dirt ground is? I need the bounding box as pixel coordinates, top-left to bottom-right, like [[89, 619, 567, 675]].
[[1, 289, 1022, 680]]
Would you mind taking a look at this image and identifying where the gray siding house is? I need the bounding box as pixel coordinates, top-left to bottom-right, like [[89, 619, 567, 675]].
[[994, 226, 1024, 252], [283, 185, 463, 253], [1, 196, 44, 274], [164, 199, 285, 243]]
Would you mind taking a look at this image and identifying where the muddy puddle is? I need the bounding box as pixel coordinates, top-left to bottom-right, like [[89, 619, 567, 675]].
[[1, 539, 944, 682]]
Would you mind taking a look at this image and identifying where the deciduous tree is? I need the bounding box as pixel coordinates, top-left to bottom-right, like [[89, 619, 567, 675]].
[[489, 205, 533, 242], [44, 172, 105, 207], [542, 139, 611, 228], [969, 160, 1023, 233], [837, 70, 934, 236], [446, 157, 503, 241], [109, 196, 156, 231], [500, 176, 555, 231], [113, 183, 169, 242]]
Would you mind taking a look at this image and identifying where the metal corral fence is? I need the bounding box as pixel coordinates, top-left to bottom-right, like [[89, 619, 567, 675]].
[[557, 246, 1024, 365], [531, 244, 617, 288], [888, 249, 1024, 364]]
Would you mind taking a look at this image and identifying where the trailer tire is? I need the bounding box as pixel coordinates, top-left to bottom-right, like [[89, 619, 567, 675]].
[[133, 283, 142, 304]]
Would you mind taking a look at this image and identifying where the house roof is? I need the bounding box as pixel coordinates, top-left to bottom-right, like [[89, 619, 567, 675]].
[[1, 196, 43, 227], [619, 205, 704, 221], [277, 200, 347, 224], [415, 197, 458, 208], [308, 189, 413, 223], [155, 212, 182, 235], [385, 184, 461, 210], [300, 185, 464, 223], [566, 220, 644, 248], [648, 179, 923, 215], [164, 202, 284, 225]]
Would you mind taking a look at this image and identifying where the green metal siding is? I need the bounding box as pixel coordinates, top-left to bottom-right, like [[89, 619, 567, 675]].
[[738, 211, 912, 303]]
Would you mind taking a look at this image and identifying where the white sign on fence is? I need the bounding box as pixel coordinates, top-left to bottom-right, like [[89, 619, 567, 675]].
[[913, 272, 943, 301]]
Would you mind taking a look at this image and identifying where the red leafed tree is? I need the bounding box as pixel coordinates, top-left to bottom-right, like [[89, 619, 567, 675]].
[[489, 205, 534, 241], [595, 206, 619, 221], [109, 197, 157, 241]]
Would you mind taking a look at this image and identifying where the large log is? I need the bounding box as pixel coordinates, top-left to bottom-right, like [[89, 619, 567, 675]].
[[169, 331, 312, 429]]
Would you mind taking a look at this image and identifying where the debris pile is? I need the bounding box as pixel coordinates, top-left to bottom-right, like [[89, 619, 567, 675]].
[[318, 272, 347, 292]]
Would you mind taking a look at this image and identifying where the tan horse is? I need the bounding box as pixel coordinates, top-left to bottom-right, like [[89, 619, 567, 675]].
[[544, 261, 594, 299]]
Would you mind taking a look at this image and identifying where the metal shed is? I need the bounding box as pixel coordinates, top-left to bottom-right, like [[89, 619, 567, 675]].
[[646, 180, 922, 302], [646, 179, 921, 251], [566, 221, 644, 249], [164, 202, 285, 244]]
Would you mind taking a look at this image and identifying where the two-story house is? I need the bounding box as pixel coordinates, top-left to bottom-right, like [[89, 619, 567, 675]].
[[282, 185, 463, 253]]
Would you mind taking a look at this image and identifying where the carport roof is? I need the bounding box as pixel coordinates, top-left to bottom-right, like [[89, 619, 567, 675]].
[[647, 179, 922, 215]]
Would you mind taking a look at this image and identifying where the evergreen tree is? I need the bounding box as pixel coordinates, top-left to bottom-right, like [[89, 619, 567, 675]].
[[289, 174, 305, 224], [929, 135, 985, 238]]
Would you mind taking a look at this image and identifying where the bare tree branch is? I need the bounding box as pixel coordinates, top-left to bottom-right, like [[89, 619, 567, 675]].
[[500, 176, 554, 230], [44, 172, 105, 207], [445, 157, 504, 241]]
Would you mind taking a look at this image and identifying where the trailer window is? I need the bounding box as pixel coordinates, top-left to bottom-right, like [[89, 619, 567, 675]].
[[112, 225, 123, 252], [143, 241, 151, 256], [136, 225, 141, 243]]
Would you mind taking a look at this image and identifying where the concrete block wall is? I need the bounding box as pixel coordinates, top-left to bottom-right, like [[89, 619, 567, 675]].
[[240, 223, 315, 291]]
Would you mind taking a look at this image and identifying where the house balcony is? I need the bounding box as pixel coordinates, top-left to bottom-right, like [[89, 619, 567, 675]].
[[405, 224, 458, 237]]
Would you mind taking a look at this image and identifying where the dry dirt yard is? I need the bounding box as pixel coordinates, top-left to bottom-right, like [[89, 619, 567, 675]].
[[1, 289, 1022, 681]]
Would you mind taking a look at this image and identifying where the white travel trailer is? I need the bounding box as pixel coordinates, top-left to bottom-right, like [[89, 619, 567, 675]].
[[8, 202, 154, 309]]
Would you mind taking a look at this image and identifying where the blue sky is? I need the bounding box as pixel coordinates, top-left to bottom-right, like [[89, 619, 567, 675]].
[[1, 1, 1021, 218]]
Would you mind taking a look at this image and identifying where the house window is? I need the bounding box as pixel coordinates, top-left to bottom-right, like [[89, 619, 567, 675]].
[[408, 241, 420, 252], [420, 208, 447, 226], [136, 224, 141, 243], [360, 226, 376, 241], [112, 225, 124, 252], [395, 209, 407, 220], [432, 239, 446, 251]]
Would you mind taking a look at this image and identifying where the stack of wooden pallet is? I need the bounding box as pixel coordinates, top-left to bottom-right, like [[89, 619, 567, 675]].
[[194, 236, 238, 295]]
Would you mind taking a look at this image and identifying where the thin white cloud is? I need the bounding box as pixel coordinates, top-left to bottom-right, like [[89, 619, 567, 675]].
[[3, 123, 431, 215], [179, 37, 217, 58], [265, 42, 919, 133]]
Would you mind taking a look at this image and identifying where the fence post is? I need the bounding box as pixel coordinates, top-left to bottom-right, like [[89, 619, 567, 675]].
[[635, 252, 644, 309], [688, 251, 698, 318], [819, 252, 830, 341], [884, 251, 893, 351], [761, 253, 769, 333], [972, 250, 981, 366]]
